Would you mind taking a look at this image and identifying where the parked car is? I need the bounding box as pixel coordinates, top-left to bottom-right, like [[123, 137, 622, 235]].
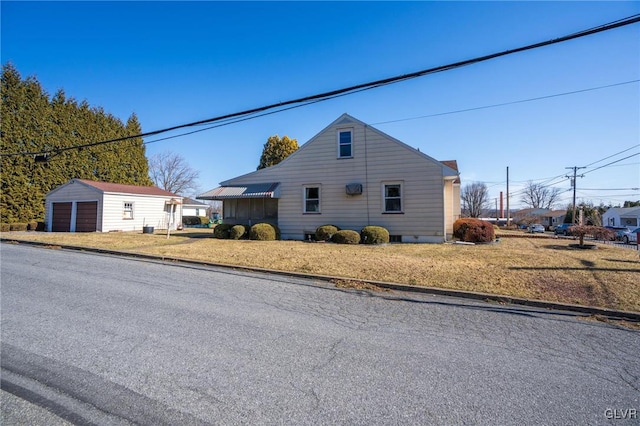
[[622, 227, 639, 244], [528, 224, 545, 233], [554, 223, 575, 236], [605, 226, 632, 241]]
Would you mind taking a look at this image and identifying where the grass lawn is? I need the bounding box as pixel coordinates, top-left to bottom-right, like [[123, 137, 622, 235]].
[[3, 229, 640, 313]]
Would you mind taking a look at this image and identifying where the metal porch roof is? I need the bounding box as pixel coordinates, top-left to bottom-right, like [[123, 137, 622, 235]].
[[197, 183, 280, 200]]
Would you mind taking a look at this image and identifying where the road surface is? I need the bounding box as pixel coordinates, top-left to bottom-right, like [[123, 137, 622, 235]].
[[1, 243, 639, 425]]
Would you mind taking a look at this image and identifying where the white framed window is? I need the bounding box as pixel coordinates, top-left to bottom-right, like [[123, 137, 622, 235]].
[[123, 202, 134, 219], [383, 182, 403, 213], [337, 129, 353, 158], [303, 185, 321, 213]]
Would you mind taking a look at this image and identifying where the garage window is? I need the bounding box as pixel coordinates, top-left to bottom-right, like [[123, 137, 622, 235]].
[[123, 202, 134, 219]]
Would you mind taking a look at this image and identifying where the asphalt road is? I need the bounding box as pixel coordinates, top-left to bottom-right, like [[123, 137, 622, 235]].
[[1, 243, 639, 425]]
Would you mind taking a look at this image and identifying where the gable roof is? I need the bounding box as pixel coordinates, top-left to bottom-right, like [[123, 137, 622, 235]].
[[218, 113, 459, 186], [605, 207, 640, 217], [182, 197, 208, 206], [72, 179, 180, 197]]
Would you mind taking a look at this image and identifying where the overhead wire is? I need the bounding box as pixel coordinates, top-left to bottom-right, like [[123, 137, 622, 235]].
[[371, 80, 639, 126], [2, 13, 639, 158]]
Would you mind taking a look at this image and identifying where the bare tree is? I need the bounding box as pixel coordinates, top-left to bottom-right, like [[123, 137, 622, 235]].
[[519, 181, 561, 209], [148, 151, 199, 195], [461, 182, 490, 218]]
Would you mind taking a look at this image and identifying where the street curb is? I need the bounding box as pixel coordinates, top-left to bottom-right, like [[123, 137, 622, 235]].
[[3, 237, 640, 322]]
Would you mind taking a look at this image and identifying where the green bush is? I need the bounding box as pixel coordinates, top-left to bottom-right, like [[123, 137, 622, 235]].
[[315, 224, 340, 241], [332, 230, 361, 244], [361, 226, 389, 244], [230, 225, 247, 240], [9, 223, 28, 232], [1, 223, 9, 232], [199, 216, 210, 225], [183, 216, 201, 226], [213, 223, 234, 239], [453, 218, 495, 243], [250, 223, 279, 241]]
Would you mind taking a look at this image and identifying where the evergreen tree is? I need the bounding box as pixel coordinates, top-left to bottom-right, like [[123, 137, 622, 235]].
[[257, 135, 298, 170], [1, 63, 152, 222]]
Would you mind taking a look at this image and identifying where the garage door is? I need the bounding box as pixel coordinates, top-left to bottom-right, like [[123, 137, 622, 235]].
[[75, 201, 98, 232], [52, 202, 72, 232]]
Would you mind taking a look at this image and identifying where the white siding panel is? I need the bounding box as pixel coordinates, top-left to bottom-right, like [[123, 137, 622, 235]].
[[102, 194, 181, 232]]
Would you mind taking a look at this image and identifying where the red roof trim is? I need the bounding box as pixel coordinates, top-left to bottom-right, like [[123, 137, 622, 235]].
[[75, 179, 180, 197]]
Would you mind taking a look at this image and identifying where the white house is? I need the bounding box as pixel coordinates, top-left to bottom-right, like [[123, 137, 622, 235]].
[[182, 197, 209, 218], [45, 179, 182, 232], [603, 207, 640, 229], [198, 113, 460, 242]]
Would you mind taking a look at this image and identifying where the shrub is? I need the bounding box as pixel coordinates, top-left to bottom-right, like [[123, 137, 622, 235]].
[[453, 218, 495, 243], [250, 223, 279, 241], [315, 224, 340, 241], [230, 225, 247, 240], [0, 223, 9, 232], [182, 216, 201, 226], [332, 230, 361, 244], [361, 226, 389, 244], [27, 221, 38, 231], [9, 223, 28, 232], [213, 223, 234, 239], [569, 225, 615, 246], [199, 216, 210, 225]]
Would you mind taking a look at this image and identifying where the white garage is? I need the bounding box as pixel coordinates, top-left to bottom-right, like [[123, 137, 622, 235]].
[[45, 179, 183, 232]]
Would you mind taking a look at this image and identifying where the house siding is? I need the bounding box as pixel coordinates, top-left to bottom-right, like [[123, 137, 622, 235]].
[[221, 117, 456, 241], [102, 193, 181, 232]]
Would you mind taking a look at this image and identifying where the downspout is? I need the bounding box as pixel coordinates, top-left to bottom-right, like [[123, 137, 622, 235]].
[[364, 124, 370, 226]]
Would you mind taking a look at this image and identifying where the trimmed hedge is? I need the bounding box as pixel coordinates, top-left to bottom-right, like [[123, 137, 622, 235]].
[[27, 221, 38, 231], [453, 218, 495, 243], [9, 223, 28, 232], [315, 224, 340, 241], [361, 226, 389, 244], [183, 216, 209, 226], [213, 223, 234, 239], [1, 223, 10, 232], [250, 223, 280, 241], [332, 230, 361, 244], [230, 225, 247, 240]]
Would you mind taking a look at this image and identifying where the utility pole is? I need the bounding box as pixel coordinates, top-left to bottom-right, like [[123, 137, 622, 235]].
[[506, 167, 510, 227], [565, 166, 585, 224]]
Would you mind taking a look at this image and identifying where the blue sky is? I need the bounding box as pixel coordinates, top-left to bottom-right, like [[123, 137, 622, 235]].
[[2, 1, 639, 209]]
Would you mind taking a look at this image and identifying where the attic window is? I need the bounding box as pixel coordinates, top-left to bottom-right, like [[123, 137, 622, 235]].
[[337, 130, 352, 158]]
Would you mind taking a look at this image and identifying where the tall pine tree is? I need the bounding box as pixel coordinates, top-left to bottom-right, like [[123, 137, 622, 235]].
[[1, 63, 152, 222]]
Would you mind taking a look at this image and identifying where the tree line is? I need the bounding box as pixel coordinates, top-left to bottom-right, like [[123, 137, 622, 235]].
[[1, 63, 152, 222]]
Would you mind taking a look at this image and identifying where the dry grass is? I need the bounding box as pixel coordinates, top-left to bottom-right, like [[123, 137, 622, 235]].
[[4, 229, 640, 312]]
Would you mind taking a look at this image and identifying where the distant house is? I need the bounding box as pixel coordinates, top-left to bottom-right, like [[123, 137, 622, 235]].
[[512, 208, 566, 229], [182, 197, 209, 217], [45, 179, 182, 232], [603, 207, 640, 229], [198, 113, 460, 242]]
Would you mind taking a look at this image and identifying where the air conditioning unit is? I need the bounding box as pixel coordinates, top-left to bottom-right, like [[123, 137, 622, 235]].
[[346, 183, 363, 195]]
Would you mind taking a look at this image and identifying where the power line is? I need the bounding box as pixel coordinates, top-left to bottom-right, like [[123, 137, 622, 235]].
[[584, 152, 640, 175], [371, 80, 639, 126], [2, 13, 639, 159]]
